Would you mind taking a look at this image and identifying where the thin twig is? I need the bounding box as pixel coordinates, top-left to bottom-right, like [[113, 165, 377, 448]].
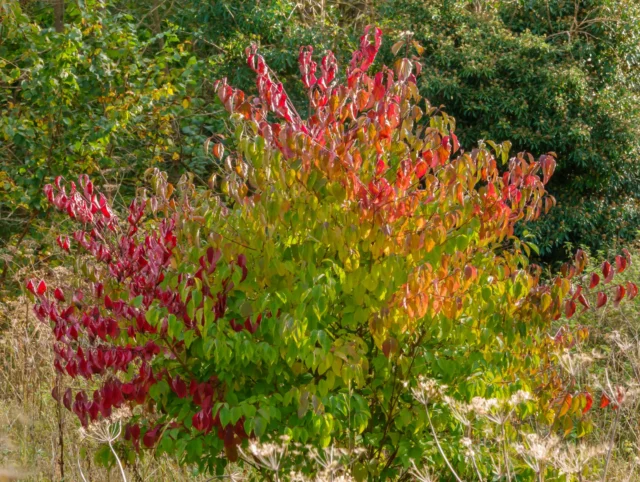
[[424, 403, 464, 482]]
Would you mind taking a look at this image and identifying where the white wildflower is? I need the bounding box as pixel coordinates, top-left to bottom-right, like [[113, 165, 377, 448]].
[[412, 377, 447, 405], [443, 395, 471, 427], [509, 390, 533, 406], [409, 460, 437, 482], [552, 443, 606, 475], [515, 433, 560, 474]]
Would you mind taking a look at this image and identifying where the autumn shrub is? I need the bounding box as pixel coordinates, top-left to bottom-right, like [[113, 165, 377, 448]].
[[27, 28, 637, 479]]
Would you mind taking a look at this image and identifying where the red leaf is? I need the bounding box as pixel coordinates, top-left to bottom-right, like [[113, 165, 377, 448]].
[[51, 385, 60, 402], [229, 319, 244, 332], [414, 160, 427, 178], [577, 293, 590, 311], [614, 285, 626, 307], [143, 427, 159, 448], [600, 393, 611, 409], [192, 410, 209, 432], [596, 292, 608, 308], [100, 204, 112, 219], [602, 261, 614, 283], [129, 424, 141, 441], [171, 377, 187, 398], [244, 316, 260, 334], [615, 255, 627, 274], [583, 392, 593, 414], [44, 184, 54, 202], [54, 288, 65, 302], [37, 280, 47, 296], [565, 300, 576, 319], [237, 254, 247, 268], [56, 235, 70, 251], [121, 383, 135, 396], [62, 388, 73, 410], [26, 279, 36, 295], [627, 282, 638, 300], [571, 285, 582, 301], [589, 273, 600, 289]]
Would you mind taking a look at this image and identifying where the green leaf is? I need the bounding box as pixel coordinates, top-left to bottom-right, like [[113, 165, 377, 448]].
[[253, 416, 267, 438], [184, 329, 195, 348]]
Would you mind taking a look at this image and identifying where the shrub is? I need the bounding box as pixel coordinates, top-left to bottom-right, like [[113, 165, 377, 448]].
[[28, 28, 636, 479]]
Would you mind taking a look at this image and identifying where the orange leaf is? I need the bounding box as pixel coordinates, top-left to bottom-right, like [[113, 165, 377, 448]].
[[559, 393, 572, 417], [212, 143, 224, 159]]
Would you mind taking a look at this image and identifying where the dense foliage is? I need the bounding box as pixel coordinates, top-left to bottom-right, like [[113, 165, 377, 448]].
[[0, 0, 217, 279], [27, 30, 637, 479]]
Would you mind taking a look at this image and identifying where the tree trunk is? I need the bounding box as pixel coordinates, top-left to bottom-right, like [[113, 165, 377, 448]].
[[152, 0, 165, 50], [53, 0, 64, 33]]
